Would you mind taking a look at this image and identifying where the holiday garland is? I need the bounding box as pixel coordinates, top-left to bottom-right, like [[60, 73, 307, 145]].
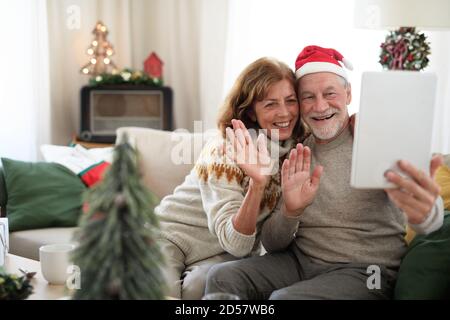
[[0, 267, 33, 300], [379, 27, 431, 71], [89, 68, 163, 86]]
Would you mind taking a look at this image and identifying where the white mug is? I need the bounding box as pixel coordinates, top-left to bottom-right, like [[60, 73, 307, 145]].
[[0, 218, 8, 267], [39, 243, 76, 285]]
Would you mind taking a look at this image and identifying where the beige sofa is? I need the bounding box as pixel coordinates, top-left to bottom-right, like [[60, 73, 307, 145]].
[[4, 127, 450, 260], [6, 127, 211, 260]]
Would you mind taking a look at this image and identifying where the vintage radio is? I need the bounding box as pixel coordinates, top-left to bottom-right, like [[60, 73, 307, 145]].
[[79, 85, 173, 143]]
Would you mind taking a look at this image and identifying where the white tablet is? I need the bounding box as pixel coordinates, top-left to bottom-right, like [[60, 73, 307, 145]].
[[351, 71, 437, 189]]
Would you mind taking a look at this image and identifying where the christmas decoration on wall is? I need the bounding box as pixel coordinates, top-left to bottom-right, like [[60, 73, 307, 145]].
[[0, 267, 34, 300], [144, 52, 164, 86], [379, 27, 431, 71], [71, 135, 166, 300], [80, 21, 118, 76]]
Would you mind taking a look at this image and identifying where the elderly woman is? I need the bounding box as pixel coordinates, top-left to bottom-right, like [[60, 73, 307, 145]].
[[155, 57, 305, 299]]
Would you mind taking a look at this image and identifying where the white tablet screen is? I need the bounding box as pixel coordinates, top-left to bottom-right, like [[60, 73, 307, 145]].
[[351, 71, 437, 189]]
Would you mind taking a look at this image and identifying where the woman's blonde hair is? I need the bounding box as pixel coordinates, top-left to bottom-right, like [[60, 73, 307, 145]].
[[217, 57, 304, 141]]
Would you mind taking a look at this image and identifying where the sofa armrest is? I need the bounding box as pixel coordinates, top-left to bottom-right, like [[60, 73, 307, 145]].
[[0, 166, 6, 217], [444, 154, 450, 168]]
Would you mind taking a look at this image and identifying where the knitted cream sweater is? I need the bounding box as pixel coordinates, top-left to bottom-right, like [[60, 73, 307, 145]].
[[261, 127, 443, 270], [155, 134, 295, 265]]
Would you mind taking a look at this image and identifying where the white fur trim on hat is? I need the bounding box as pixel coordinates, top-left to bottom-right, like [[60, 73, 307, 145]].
[[295, 62, 348, 80], [342, 57, 353, 71]]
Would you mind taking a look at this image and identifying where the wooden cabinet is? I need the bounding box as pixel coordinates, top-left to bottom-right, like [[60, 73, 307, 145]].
[[72, 135, 114, 149]]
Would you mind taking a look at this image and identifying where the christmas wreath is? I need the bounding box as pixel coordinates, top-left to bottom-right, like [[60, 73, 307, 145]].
[[379, 27, 431, 71]]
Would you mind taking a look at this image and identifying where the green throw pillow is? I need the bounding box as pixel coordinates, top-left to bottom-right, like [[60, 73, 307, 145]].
[[1, 158, 87, 232], [394, 211, 450, 299], [0, 166, 7, 208]]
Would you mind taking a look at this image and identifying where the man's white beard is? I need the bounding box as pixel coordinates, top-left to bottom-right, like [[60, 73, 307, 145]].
[[306, 108, 343, 141], [309, 120, 341, 140]]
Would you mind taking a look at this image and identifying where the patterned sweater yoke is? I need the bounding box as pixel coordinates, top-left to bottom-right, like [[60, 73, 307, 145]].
[[155, 133, 296, 264]]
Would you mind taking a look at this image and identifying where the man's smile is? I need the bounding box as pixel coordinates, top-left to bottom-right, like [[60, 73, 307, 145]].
[[311, 113, 336, 122]]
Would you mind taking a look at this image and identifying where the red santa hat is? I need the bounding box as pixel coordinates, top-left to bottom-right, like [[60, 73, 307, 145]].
[[295, 45, 353, 80]]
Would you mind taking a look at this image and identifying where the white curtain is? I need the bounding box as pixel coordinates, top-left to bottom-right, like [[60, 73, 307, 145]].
[[1, 0, 447, 160], [0, 0, 51, 161], [46, 0, 229, 146], [428, 32, 450, 154], [224, 0, 450, 153]]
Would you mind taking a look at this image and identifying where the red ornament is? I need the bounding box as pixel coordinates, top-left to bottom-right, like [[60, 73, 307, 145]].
[[144, 52, 163, 79], [82, 202, 90, 214], [91, 211, 107, 221]]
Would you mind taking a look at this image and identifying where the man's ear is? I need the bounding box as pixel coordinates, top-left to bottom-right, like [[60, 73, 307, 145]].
[[346, 82, 352, 106]]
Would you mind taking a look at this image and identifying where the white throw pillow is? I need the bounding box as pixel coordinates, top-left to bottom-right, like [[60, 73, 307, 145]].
[[40, 144, 114, 175]]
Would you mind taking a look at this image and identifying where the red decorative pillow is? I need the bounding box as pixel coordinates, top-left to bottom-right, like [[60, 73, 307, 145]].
[[78, 161, 110, 187]]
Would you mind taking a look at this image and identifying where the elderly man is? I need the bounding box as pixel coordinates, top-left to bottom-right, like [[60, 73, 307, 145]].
[[205, 45, 444, 300]]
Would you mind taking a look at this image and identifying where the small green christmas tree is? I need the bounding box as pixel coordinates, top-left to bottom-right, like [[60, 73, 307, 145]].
[[71, 135, 166, 299]]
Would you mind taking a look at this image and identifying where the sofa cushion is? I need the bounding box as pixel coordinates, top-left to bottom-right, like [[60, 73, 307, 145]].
[[116, 127, 217, 199], [9, 227, 78, 261], [0, 166, 6, 215], [444, 154, 450, 167], [1, 158, 86, 232], [394, 211, 450, 299], [436, 164, 450, 210]]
